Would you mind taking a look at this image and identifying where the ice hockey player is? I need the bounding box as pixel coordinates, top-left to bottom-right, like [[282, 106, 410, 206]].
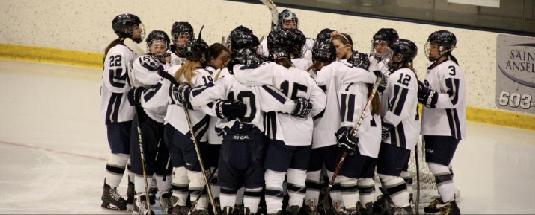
[[148, 35, 214, 215], [333, 52, 382, 215], [231, 28, 327, 215], [418, 30, 465, 215], [100, 12, 143, 211], [375, 39, 420, 214], [203, 42, 232, 209], [170, 21, 194, 66], [258, 9, 315, 61], [304, 40, 377, 214], [128, 29, 174, 215]]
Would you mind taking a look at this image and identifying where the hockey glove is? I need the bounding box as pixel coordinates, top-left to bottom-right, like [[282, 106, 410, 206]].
[[292, 97, 312, 118], [157, 66, 179, 85], [216, 100, 247, 120], [381, 122, 395, 142], [373, 70, 388, 93], [418, 80, 438, 108], [127, 87, 144, 106], [171, 83, 192, 107], [335, 126, 359, 155]]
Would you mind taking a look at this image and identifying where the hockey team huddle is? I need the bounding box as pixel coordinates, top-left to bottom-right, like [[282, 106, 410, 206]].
[[100, 9, 465, 215]]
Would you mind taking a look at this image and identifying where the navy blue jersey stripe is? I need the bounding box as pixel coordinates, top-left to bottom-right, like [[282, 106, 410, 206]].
[[453, 109, 462, 140], [397, 123, 406, 149], [262, 85, 286, 104], [393, 87, 409, 116], [446, 109, 457, 138], [389, 84, 401, 111]]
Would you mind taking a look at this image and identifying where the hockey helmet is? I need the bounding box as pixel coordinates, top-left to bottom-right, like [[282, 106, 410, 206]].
[[229, 25, 260, 51], [112, 13, 143, 41], [348, 52, 371, 70], [312, 40, 336, 63]]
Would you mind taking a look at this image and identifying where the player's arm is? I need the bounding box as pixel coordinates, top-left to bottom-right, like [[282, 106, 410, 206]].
[[232, 62, 278, 86], [307, 76, 327, 118], [140, 79, 170, 110], [103, 50, 130, 93], [418, 65, 462, 109], [188, 76, 229, 107], [131, 56, 164, 86], [340, 65, 377, 85]]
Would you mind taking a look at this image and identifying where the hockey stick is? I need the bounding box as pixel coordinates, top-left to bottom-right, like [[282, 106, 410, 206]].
[[188, 168, 217, 214], [414, 139, 421, 215], [134, 107, 153, 214], [259, 0, 279, 31], [328, 76, 383, 193], [182, 104, 219, 215]]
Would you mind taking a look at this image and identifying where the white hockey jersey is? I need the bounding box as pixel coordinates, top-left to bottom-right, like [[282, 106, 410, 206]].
[[205, 66, 231, 145], [142, 67, 213, 142], [189, 67, 297, 135], [338, 81, 382, 158], [170, 52, 186, 66], [421, 58, 466, 140], [313, 61, 377, 149], [130, 54, 170, 123], [100, 43, 137, 123], [381, 68, 420, 150], [233, 63, 326, 146], [368, 55, 390, 77]]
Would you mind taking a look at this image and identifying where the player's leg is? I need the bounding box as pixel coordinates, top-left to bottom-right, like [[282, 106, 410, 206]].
[[357, 157, 377, 214], [218, 135, 243, 214], [264, 140, 291, 214], [182, 138, 209, 214], [324, 145, 346, 210], [243, 130, 267, 214], [163, 124, 190, 214], [423, 135, 460, 214], [338, 153, 367, 215], [376, 142, 412, 213], [101, 121, 132, 210], [130, 113, 158, 214], [304, 146, 328, 213], [155, 123, 172, 214], [286, 145, 311, 214]]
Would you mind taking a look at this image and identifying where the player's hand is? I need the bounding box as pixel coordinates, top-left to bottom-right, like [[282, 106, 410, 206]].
[[292, 97, 312, 118], [157, 67, 179, 85], [417, 80, 438, 108], [216, 100, 247, 120], [335, 126, 359, 155], [381, 122, 395, 142], [171, 83, 191, 106]]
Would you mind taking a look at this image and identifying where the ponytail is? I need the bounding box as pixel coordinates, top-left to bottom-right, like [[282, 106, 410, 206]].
[[175, 60, 202, 85], [103, 38, 124, 67]]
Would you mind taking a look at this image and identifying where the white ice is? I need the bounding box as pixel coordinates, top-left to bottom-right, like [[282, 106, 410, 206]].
[[0, 60, 534, 214]]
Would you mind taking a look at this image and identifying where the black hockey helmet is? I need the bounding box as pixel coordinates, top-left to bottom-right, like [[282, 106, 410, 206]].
[[229, 25, 260, 51], [182, 38, 209, 62], [316, 28, 335, 43], [231, 48, 264, 69], [373, 28, 399, 47], [112, 13, 142, 39], [312, 40, 336, 63], [278, 9, 298, 29], [171, 21, 194, 40], [146, 30, 170, 50], [267, 29, 306, 60], [427, 30, 457, 52], [389, 39, 417, 69], [348, 52, 371, 70]]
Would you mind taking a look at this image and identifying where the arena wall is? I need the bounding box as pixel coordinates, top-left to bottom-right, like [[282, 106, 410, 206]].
[[1, 0, 533, 129]]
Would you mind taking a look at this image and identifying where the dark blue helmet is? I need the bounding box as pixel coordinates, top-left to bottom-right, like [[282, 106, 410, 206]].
[[391, 39, 418, 64], [146, 30, 170, 50], [348, 52, 371, 70], [267, 29, 306, 60], [172, 21, 194, 40], [112, 13, 142, 39], [316, 28, 335, 43], [428, 30, 457, 51], [312, 41, 336, 63], [373, 28, 399, 47], [229, 25, 260, 51], [182, 38, 209, 62], [278, 9, 298, 29]]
